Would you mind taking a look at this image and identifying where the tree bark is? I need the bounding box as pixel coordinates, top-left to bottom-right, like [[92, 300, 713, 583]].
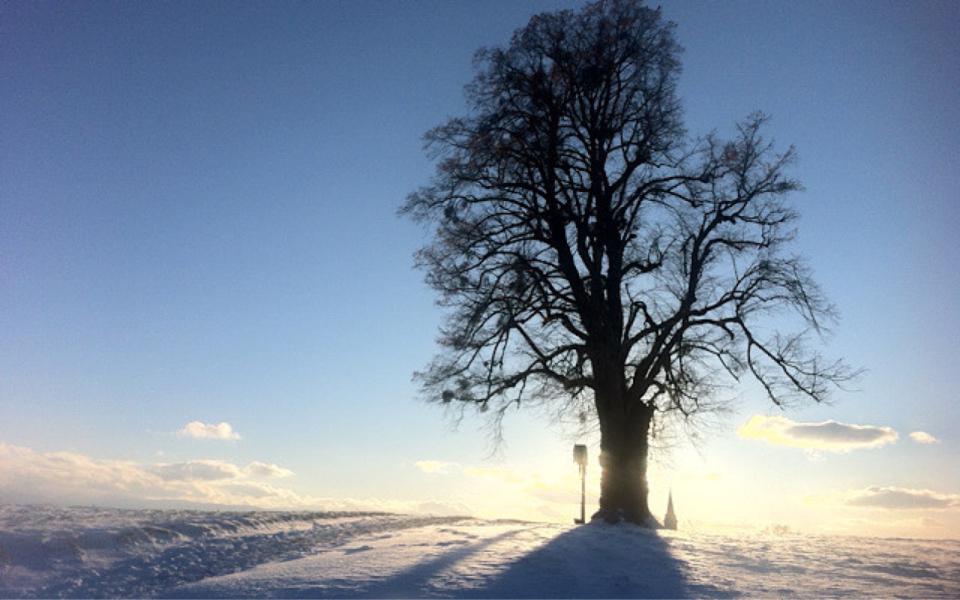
[[593, 402, 655, 525]]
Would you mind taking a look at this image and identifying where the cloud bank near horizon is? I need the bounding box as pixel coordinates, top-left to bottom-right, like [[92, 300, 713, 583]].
[[738, 415, 898, 452], [846, 486, 960, 510], [0, 442, 467, 516]]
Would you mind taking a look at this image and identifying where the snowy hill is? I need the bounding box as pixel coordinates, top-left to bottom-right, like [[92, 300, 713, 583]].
[[1, 505, 957, 598]]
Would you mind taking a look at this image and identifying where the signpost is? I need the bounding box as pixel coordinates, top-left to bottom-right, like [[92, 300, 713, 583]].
[[573, 444, 587, 524]]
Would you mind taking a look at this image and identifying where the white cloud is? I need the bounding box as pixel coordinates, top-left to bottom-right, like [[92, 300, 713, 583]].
[[152, 460, 242, 481], [221, 482, 281, 498], [738, 415, 898, 452], [909, 431, 939, 445], [244, 461, 295, 479], [414, 460, 460, 474], [178, 421, 241, 440], [846, 487, 960, 510]]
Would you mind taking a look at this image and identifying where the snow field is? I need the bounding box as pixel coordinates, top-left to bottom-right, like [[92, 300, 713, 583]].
[[1, 505, 958, 598]]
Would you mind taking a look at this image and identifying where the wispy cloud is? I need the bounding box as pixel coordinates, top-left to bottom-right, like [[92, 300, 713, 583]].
[[418, 461, 546, 487], [244, 461, 295, 479], [846, 487, 960, 510], [463, 465, 526, 484], [414, 460, 459, 474], [738, 415, 897, 452], [909, 431, 939, 445], [415, 460, 583, 513], [178, 421, 241, 440]]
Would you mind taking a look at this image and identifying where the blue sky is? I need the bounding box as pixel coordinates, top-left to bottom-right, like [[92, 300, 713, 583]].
[[1, 1, 958, 537]]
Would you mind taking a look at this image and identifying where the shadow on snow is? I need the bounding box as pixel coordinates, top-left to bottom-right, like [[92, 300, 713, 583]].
[[464, 523, 706, 599], [368, 522, 722, 599]]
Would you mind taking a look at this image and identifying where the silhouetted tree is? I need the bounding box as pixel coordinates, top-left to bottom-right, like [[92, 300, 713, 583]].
[[402, 0, 853, 524]]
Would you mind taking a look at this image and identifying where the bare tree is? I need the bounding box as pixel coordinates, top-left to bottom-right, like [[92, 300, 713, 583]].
[[402, 0, 853, 524]]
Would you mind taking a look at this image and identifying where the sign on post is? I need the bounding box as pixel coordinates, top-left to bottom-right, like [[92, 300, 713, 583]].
[[573, 444, 587, 467]]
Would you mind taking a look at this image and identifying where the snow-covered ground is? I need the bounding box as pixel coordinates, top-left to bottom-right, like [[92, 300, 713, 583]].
[[1, 505, 957, 598]]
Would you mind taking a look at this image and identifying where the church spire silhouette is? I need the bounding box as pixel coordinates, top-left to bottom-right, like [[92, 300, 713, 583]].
[[664, 490, 677, 530]]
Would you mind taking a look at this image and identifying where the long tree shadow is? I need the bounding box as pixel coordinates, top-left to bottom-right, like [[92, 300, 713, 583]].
[[465, 523, 725, 599], [356, 529, 527, 598]]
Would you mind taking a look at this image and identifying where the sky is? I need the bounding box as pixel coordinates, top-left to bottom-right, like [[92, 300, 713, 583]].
[[1, 0, 958, 539]]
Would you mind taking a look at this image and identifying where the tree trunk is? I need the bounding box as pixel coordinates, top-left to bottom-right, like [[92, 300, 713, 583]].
[[593, 403, 655, 525]]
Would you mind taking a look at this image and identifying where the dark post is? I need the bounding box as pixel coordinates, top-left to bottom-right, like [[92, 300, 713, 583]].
[[573, 444, 587, 524]]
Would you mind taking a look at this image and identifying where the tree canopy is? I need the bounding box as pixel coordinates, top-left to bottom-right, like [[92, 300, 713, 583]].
[[403, 1, 853, 522]]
